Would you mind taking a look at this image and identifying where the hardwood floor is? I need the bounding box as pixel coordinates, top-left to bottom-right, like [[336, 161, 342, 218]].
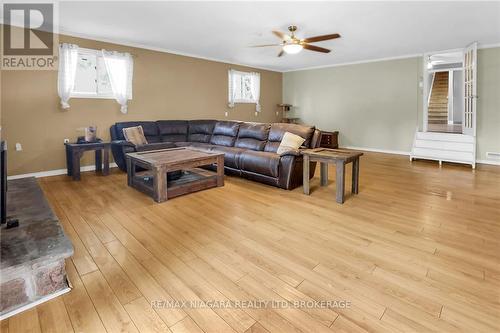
[[2, 151, 500, 332]]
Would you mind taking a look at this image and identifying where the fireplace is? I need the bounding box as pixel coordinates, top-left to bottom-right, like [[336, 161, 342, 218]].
[[0, 177, 74, 319]]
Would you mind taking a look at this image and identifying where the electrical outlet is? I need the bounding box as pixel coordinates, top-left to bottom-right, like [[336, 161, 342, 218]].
[[276, 111, 279, 116], [64, 138, 70, 144], [224, 112, 228, 117], [255, 111, 258, 117], [15, 143, 22, 151]]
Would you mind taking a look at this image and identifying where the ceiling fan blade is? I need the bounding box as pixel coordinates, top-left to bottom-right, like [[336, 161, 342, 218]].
[[302, 33, 340, 43], [277, 49, 284, 57], [273, 30, 290, 40], [303, 44, 331, 53], [250, 44, 283, 48]]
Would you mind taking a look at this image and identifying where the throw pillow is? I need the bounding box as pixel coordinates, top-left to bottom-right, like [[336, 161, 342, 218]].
[[277, 132, 305, 155], [122, 126, 148, 146]]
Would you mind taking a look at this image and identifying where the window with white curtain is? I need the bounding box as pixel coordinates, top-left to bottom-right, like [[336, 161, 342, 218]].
[[228, 69, 261, 111], [71, 47, 132, 100]]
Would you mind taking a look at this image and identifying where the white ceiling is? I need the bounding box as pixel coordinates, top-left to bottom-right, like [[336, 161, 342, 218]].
[[56, 1, 500, 72]]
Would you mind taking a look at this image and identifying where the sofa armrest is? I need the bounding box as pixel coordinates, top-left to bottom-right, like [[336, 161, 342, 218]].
[[111, 140, 136, 171], [279, 149, 302, 157], [310, 129, 322, 148]]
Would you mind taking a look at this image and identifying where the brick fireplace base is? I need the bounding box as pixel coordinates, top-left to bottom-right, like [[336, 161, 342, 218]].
[[0, 178, 73, 319]]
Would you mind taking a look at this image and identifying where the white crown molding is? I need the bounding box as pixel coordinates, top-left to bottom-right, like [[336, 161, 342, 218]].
[[282, 53, 424, 73], [283, 42, 500, 73], [7, 163, 118, 180], [58, 29, 281, 73]]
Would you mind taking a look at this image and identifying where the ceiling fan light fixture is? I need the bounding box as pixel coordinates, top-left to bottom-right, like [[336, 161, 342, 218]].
[[283, 43, 303, 54]]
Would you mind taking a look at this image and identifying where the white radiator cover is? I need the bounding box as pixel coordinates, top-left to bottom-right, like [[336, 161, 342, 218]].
[[411, 131, 476, 168]]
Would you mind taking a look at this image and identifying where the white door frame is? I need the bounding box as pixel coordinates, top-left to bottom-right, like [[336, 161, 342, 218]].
[[463, 42, 478, 136], [422, 47, 464, 132]]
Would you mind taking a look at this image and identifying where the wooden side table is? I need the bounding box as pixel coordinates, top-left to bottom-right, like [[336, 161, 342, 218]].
[[65, 142, 111, 181], [302, 148, 363, 204], [320, 131, 339, 149]]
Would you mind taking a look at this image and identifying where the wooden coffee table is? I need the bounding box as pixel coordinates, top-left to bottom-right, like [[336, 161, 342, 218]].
[[302, 148, 363, 204], [126, 147, 224, 202]]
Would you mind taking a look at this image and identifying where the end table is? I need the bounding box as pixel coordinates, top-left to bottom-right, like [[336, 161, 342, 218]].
[[65, 142, 111, 181]]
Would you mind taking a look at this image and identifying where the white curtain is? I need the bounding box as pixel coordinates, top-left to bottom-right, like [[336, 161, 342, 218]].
[[57, 43, 79, 109], [250, 72, 261, 112], [102, 50, 133, 114], [228, 69, 238, 108]]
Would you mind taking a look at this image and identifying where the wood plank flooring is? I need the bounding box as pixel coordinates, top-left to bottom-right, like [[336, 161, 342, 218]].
[[2, 151, 500, 332]]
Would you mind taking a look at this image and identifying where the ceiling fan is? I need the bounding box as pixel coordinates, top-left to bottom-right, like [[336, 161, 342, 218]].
[[251, 25, 341, 57]]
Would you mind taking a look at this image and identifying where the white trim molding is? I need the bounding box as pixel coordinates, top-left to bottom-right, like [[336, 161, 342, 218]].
[[342, 146, 410, 156], [59, 30, 500, 74], [476, 159, 500, 166], [7, 163, 118, 180], [344, 145, 498, 167]]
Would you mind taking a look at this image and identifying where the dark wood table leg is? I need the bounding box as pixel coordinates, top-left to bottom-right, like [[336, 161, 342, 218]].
[[216, 155, 224, 187], [103, 148, 110, 176], [303, 154, 310, 195], [352, 157, 359, 194], [95, 149, 102, 173], [66, 145, 73, 176], [336, 161, 345, 204], [72, 151, 81, 181], [126, 158, 134, 186], [153, 166, 167, 203], [320, 162, 328, 186]]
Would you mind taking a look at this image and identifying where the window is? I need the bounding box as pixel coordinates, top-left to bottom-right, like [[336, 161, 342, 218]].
[[72, 48, 131, 99], [228, 69, 261, 111]]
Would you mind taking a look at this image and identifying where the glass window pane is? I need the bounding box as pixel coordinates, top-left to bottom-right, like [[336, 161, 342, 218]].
[[73, 53, 97, 95], [96, 56, 113, 96]]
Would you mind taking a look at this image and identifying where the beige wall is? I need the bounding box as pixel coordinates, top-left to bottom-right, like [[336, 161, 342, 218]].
[[1, 34, 282, 176], [476, 47, 500, 162], [283, 57, 421, 153], [283, 47, 500, 162]]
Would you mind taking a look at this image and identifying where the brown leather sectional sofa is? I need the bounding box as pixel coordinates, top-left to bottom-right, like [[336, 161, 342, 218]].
[[110, 120, 321, 190]]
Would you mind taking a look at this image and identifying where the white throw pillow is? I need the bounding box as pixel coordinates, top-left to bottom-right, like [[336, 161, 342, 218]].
[[277, 132, 305, 155], [122, 126, 148, 146]]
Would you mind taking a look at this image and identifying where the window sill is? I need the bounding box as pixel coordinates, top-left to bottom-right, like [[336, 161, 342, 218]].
[[70, 94, 132, 100], [232, 100, 257, 104]]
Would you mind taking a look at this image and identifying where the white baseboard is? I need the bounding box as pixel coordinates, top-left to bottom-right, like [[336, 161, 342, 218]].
[[476, 159, 500, 166], [6, 150, 499, 181], [343, 146, 499, 167], [7, 163, 118, 180], [342, 146, 410, 156]]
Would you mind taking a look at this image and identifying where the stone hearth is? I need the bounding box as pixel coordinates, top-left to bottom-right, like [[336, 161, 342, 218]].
[[0, 177, 73, 319]]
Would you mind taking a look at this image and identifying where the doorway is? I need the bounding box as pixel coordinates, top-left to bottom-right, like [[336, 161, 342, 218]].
[[424, 51, 464, 133]]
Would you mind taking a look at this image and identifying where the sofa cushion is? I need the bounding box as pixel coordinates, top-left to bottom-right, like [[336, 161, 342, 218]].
[[210, 146, 246, 169], [264, 123, 315, 153], [157, 120, 188, 142], [210, 121, 240, 147], [188, 120, 216, 143], [115, 121, 161, 143], [239, 150, 280, 178], [234, 122, 270, 151]]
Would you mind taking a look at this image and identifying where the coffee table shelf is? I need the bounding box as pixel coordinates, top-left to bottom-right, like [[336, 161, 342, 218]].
[[126, 148, 224, 202]]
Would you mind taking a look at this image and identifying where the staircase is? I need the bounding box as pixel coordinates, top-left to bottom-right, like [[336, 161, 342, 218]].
[[411, 131, 475, 168], [428, 72, 449, 124]]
